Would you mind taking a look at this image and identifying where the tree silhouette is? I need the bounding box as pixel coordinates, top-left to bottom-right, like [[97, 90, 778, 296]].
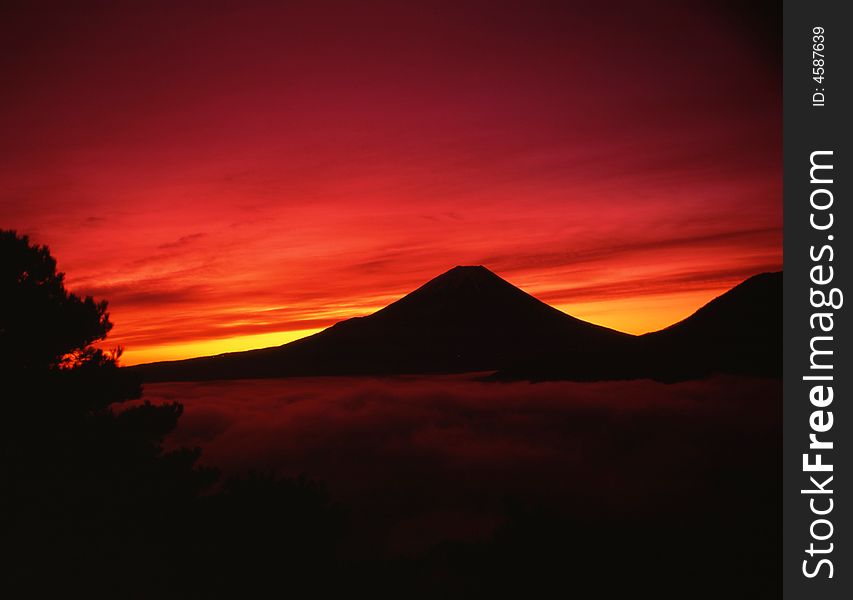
[[1, 230, 350, 598], [0, 230, 216, 596], [1, 230, 112, 370]]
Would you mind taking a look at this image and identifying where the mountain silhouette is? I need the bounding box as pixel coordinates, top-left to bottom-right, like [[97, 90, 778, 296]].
[[132, 268, 781, 383], [133, 266, 630, 381]]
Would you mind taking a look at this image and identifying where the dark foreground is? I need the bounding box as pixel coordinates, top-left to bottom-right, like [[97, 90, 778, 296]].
[[5, 373, 780, 598], [130, 374, 779, 599]]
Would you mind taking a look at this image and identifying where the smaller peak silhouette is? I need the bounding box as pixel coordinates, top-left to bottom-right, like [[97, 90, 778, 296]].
[[649, 271, 781, 337], [638, 271, 781, 380]]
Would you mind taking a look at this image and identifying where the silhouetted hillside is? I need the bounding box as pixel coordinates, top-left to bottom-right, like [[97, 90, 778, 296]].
[[133, 269, 781, 383], [497, 271, 782, 382], [641, 271, 782, 380], [133, 266, 631, 381]]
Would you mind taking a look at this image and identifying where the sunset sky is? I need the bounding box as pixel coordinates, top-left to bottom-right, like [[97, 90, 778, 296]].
[[0, 1, 780, 365]]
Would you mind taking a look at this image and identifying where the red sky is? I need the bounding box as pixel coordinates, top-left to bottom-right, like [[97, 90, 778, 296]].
[[0, 1, 780, 365]]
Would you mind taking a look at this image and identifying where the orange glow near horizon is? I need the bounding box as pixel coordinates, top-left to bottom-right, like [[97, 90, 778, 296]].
[[120, 328, 326, 366], [118, 278, 748, 366], [115, 272, 766, 366], [558, 287, 739, 337], [0, 1, 781, 366]]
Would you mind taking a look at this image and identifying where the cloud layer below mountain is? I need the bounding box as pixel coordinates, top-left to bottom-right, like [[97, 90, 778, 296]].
[[140, 374, 780, 553]]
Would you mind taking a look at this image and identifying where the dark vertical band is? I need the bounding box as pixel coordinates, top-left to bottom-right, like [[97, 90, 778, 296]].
[[783, 1, 852, 598]]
